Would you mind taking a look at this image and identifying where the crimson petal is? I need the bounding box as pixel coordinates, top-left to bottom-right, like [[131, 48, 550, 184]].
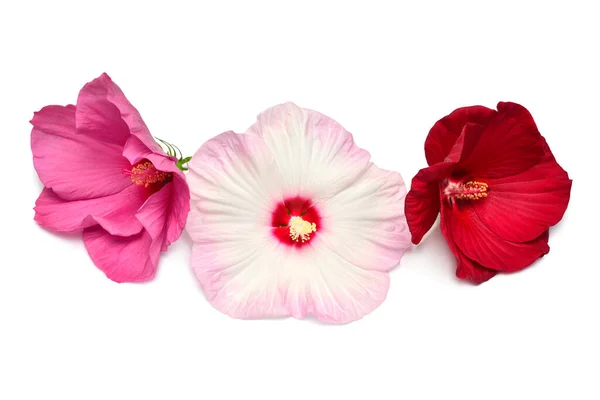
[[425, 105, 496, 166], [447, 205, 550, 272], [462, 102, 545, 179], [405, 162, 454, 244], [440, 209, 497, 283]]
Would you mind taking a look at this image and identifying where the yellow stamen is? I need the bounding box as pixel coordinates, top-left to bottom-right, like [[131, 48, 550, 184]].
[[449, 181, 488, 200], [128, 160, 170, 187], [289, 216, 317, 243]]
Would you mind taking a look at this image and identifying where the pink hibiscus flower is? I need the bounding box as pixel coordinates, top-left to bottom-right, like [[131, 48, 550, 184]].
[[31, 73, 190, 283], [187, 102, 411, 324]]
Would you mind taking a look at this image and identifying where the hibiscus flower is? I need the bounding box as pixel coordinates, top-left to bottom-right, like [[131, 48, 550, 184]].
[[405, 102, 572, 283], [187, 102, 410, 323], [32, 73, 190, 283]]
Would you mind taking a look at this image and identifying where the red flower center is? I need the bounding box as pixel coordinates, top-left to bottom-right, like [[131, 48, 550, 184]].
[[271, 196, 322, 247], [442, 179, 488, 204], [122, 159, 172, 191]]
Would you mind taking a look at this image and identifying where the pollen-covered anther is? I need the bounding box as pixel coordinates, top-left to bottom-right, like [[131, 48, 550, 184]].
[[445, 180, 489, 201], [123, 160, 171, 187], [289, 216, 317, 242]]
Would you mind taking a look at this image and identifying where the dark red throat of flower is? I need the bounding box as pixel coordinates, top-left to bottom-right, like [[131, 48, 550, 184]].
[[122, 160, 172, 191], [443, 180, 488, 203], [271, 196, 322, 247]]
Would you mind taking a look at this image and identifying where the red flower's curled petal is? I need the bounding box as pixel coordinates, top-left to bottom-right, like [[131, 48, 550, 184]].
[[440, 209, 497, 284], [425, 105, 496, 166], [462, 102, 545, 179], [405, 162, 454, 244]]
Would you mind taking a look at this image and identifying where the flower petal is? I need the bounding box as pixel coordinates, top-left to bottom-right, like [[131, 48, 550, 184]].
[[31, 105, 132, 201], [83, 227, 161, 283], [190, 237, 390, 324], [405, 162, 454, 244], [98, 74, 165, 154], [445, 205, 550, 272], [75, 73, 132, 146], [425, 105, 496, 166], [246, 103, 371, 203], [186, 131, 285, 246], [164, 174, 190, 248], [462, 102, 545, 179], [317, 163, 410, 271], [475, 172, 571, 244], [439, 208, 497, 284], [34, 185, 145, 236]]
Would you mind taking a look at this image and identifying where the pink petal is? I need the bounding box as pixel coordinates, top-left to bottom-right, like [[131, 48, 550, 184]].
[[136, 182, 172, 244], [245, 102, 371, 202], [34, 185, 145, 236], [164, 174, 190, 247], [134, 178, 189, 252], [83, 227, 161, 283], [31, 105, 132, 201], [425, 105, 496, 166], [75, 73, 132, 146], [446, 205, 550, 272], [97, 74, 164, 154], [122, 135, 182, 175]]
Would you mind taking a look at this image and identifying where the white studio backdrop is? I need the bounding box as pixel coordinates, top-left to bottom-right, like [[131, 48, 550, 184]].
[[1, 1, 598, 399]]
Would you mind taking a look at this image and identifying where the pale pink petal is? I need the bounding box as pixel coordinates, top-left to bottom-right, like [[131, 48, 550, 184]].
[[31, 105, 132, 201], [246, 102, 371, 202], [83, 227, 161, 283], [190, 238, 390, 324], [186, 131, 285, 246], [318, 163, 410, 272], [34, 185, 145, 236]]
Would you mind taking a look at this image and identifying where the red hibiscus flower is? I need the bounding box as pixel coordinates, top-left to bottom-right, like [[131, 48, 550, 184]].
[[405, 102, 572, 283]]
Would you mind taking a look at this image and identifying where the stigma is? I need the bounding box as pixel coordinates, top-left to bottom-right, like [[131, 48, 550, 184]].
[[289, 216, 317, 242], [443, 180, 488, 201], [123, 160, 171, 188]]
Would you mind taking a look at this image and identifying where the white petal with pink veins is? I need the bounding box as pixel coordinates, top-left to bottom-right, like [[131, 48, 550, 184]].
[[190, 237, 390, 324], [246, 102, 371, 202], [318, 163, 411, 272]]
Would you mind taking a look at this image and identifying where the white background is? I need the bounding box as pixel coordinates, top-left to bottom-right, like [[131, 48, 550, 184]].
[[1, 1, 599, 399]]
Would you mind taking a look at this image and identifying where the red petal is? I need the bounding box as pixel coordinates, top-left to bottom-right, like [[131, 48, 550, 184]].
[[425, 105, 496, 166], [445, 123, 485, 163], [461, 102, 545, 179], [440, 210, 497, 284], [446, 205, 550, 272], [405, 162, 454, 244]]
